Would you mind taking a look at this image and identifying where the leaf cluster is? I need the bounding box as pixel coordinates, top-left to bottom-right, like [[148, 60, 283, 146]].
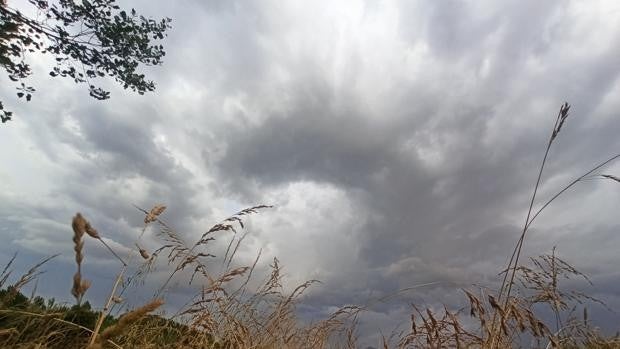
[[0, 0, 171, 123]]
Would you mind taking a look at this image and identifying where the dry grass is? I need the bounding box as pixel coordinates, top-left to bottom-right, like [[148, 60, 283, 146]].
[[89, 299, 165, 349], [71, 214, 90, 305], [2, 102, 620, 348]]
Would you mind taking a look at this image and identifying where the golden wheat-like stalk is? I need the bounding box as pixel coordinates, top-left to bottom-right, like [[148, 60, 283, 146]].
[[71, 213, 90, 304], [144, 204, 166, 224], [88, 298, 164, 349]]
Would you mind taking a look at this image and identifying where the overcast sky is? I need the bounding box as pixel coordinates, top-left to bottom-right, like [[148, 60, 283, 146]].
[[2, 0, 620, 345]]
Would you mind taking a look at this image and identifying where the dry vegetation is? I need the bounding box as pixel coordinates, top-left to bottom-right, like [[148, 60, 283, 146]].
[[1, 103, 620, 348]]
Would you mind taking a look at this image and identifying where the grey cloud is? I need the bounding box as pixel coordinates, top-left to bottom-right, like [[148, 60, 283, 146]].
[[204, 0, 620, 335]]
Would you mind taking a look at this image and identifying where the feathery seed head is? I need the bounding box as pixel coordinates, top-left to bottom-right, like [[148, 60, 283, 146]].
[[145, 204, 166, 224]]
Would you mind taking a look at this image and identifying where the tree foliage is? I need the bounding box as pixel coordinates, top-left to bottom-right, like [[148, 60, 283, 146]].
[[0, 0, 171, 123]]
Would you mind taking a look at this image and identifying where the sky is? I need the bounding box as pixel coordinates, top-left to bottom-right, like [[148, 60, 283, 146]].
[[2, 0, 620, 345]]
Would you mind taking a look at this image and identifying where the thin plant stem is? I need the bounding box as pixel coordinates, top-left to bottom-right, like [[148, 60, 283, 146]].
[[90, 206, 159, 341], [154, 220, 200, 298], [503, 151, 620, 309], [154, 245, 193, 298], [88, 264, 128, 347], [524, 153, 620, 231], [490, 105, 620, 348], [96, 238, 127, 266], [498, 105, 563, 303], [490, 106, 562, 348]]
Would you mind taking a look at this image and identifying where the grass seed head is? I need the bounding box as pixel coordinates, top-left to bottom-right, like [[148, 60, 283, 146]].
[[145, 204, 166, 224]]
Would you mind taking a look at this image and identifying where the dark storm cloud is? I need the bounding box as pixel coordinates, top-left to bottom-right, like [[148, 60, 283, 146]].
[[206, 1, 620, 337], [216, 84, 502, 289]]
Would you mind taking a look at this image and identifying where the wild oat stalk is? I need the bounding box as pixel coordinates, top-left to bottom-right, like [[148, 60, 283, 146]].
[[87, 204, 166, 347], [0, 252, 17, 290], [72, 212, 131, 345], [72, 213, 126, 346], [3, 254, 58, 305], [498, 103, 572, 308], [154, 204, 273, 298], [71, 213, 90, 305], [492, 102, 620, 348], [88, 298, 164, 349], [398, 249, 601, 348], [514, 247, 606, 334]]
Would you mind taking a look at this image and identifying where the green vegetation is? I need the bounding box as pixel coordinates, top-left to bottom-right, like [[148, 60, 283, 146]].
[[0, 0, 171, 123], [0, 286, 210, 348]]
